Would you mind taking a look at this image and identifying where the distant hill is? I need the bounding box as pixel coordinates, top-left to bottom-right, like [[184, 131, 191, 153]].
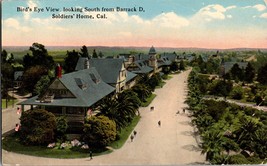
[[3, 46, 267, 55]]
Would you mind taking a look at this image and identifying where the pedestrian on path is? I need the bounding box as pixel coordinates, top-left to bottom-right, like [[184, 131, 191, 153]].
[[89, 151, 93, 160], [150, 106, 154, 111], [130, 135, 134, 142], [158, 120, 161, 127], [133, 130, 137, 136], [183, 109, 185, 113]]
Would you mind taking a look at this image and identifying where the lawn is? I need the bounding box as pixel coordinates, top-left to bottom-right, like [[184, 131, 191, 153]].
[[2, 116, 141, 158], [109, 115, 141, 149], [2, 99, 18, 109], [2, 133, 112, 158], [141, 94, 157, 107]]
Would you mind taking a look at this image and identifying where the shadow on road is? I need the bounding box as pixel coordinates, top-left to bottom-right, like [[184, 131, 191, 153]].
[[182, 144, 202, 152], [179, 121, 193, 126]]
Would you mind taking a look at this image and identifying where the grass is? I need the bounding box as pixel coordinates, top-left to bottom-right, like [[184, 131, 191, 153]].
[[141, 94, 157, 107], [2, 99, 18, 109], [2, 133, 112, 158], [109, 115, 141, 149], [156, 81, 166, 89]]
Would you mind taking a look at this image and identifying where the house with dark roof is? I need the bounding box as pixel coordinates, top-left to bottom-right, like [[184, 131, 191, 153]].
[[220, 62, 248, 76], [75, 57, 137, 92], [19, 68, 115, 129]]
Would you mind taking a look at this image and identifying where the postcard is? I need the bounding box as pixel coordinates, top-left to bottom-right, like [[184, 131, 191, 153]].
[[2, 0, 267, 165]]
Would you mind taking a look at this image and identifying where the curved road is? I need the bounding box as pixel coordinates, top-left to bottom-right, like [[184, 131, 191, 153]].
[[3, 69, 206, 165]]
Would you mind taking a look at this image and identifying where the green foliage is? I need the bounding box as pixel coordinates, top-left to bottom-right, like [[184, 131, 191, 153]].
[[227, 154, 250, 164], [179, 59, 185, 70], [257, 63, 267, 85], [132, 84, 152, 102], [55, 116, 68, 141], [23, 43, 55, 69], [22, 65, 49, 92], [92, 49, 98, 58], [63, 50, 80, 73], [79, 45, 90, 59], [230, 63, 244, 81], [244, 62, 255, 83], [34, 75, 51, 96], [208, 80, 232, 98], [99, 90, 140, 130], [170, 62, 179, 71], [230, 85, 244, 100], [83, 115, 116, 148], [19, 109, 57, 145]]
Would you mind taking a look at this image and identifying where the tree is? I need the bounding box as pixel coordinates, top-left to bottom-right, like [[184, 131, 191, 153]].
[[179, 60, 185, 70], [19, 109, 57, 145], [230, 85, 244, 100], [34, 75, 51, 96], [98, 51, 104, 58], [55, 116, 68, 141], [257, 63, 267, 85], [79, 45, 90, 59], [132, 84, 152, 102], [201, 130, 225, 163], [23, 43, 54, 69], [244, 62, 255, 83], [92, 49, 98, 58], [1, 50, 8, 63], [83, 115, 116, 148], [230, 63, 244, 81], [170, 62, 179, 71], [22, 65, 48, 92], [63, 50, 79, 73]]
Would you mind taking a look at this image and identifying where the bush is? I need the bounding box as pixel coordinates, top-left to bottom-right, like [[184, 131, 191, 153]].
[[82, 115, 116, 148], [230, 85, 244, 100], [55, 116, 68, 142], [19, 109, 57, 145], [227, 154, 250, 164]]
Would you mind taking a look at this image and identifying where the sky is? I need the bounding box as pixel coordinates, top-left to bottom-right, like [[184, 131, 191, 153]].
[[2, 0, 267, 49]]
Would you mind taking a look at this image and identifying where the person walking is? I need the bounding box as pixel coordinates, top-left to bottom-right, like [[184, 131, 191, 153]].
[[89, 151, 93, 160], [158, 120, 161, 127], [133, 130, 137, 136], [130, 135, 134, 142]]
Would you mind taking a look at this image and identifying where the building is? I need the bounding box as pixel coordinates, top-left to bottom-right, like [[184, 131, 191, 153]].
[[19, 67, 115, 131], [75, 57, 137, 93]]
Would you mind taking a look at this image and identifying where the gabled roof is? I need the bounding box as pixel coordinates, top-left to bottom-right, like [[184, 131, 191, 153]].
[[126, 71, 137, 82], [19, 68, 115, 107], [161, 52, 177, 62], [158, 56, 172, 67], [89, 58, 124, 84], [131, 60, 153, 74]]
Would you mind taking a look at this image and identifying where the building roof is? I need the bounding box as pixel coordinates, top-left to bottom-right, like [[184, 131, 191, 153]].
[[149, 46, 156, 55], [158, 56, 172, 67], [161, 52, 177, 62], [126, 71, 137, 82], [75, 57, 89, 71], [19, 68, 115, 107], [14, 71, 23, 81], [223, 62, 248, 73], [131, 60, 153, 74], [89, 58, 125, 84]]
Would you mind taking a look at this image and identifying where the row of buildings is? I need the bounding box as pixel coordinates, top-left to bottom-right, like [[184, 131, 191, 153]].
[[19, 46, 179, 130]]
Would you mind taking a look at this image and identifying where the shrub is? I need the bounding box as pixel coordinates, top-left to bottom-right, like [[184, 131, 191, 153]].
[[227, 154, 249, 164], [19, 109, 56, 145], [55, 116, 68, 141], [230, 85, 244, 100], [82, 115, 116, 148]]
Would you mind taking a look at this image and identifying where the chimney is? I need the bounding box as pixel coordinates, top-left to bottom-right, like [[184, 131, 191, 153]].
[[55, 64, 62, 78], [84, 58, 89, 69]]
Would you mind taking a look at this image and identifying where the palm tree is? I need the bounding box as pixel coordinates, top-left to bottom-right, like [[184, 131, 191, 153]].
[[99, 97, 125, 130], [132, 84, 151, 102], [201, 130, 225, 163]]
